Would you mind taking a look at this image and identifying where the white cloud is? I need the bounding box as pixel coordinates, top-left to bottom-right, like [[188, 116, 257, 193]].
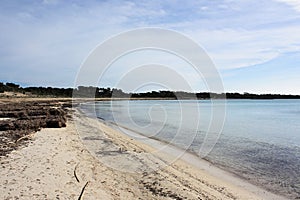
[[276, 0, 300, 12], [183, 25, 300, 69], [0, 0, 300, 94]]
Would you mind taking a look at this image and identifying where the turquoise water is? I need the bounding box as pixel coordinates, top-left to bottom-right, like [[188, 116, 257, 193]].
[[81, 100, 300, 198]]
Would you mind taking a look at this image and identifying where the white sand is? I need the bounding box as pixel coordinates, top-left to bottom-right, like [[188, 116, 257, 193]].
[[0, 109, 286, 199]]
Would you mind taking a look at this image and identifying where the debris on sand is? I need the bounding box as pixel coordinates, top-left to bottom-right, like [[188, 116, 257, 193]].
[[0, 100, 71, 157]]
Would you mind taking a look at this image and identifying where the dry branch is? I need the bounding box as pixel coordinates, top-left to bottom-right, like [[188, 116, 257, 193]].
[[74, 163, 80, 183], [78, 181, 89, 200], [15, 133, 34, 143]]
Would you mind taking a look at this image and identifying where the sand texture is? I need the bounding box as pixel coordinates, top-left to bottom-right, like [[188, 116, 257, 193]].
[[0, 107, 286, 199]]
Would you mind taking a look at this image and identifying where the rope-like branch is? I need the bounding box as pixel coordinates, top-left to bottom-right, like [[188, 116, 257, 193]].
[[78, 181, 89, 200], [15, 133, 34, 143], [74, 163, 80, 183]]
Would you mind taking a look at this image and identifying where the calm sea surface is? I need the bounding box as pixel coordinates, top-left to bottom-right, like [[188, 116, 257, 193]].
[[80, 99, 300, 198]]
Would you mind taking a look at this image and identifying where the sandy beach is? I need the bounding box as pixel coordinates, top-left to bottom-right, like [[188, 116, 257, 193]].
[[1, 0, 300, 198], [0, 99, 286, 199]]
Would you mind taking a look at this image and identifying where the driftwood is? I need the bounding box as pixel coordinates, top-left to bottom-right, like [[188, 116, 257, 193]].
[[15, 133, 34, 143], [78, 181, 89, 200], [74, 163, 80, 183]]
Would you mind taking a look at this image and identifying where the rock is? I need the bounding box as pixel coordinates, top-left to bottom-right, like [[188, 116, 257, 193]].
[[49, 108, 65, 116], [0, 121, 15, 131], [46, 119, 63, 128], [18, 111, 29, 119], [0, 100, 70, 157]]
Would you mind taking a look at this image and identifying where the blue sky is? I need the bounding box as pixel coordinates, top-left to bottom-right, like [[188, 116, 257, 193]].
[[0, 0, 300, 94]]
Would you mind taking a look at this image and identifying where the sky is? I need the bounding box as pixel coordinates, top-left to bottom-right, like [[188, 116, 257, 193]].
[[0, 0, 300, 94]]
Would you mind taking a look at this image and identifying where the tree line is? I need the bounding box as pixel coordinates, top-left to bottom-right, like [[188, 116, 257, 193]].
[[1, 82, 299, 99]]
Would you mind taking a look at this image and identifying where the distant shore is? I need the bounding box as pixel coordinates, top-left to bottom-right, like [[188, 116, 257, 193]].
[[0, 98, 287, 199], [1, 81, 300, 100]]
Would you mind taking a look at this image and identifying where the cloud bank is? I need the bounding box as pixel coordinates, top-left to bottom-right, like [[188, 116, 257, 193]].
[[0, 0, 299, 94]]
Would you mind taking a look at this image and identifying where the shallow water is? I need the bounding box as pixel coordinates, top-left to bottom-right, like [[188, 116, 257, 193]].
[[80, 99, 300, 198]]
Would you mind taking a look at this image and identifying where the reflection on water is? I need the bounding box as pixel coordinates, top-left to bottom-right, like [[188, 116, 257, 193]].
[[81, 99, 300, 198]]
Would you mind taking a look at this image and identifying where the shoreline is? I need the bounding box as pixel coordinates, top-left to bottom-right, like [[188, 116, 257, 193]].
[[100, 116, 290, 199], [75, 108, 286, 199], [0, 99, 287, 199], [93, 114, 286, 200], [82, 99, 300, 199]]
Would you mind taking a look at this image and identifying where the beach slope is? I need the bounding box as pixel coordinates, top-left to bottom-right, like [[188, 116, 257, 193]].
[[0, 108, 285, 199]]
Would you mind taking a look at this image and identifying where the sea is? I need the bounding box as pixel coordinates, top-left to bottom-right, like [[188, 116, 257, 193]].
[[80, 99, 300, 198]]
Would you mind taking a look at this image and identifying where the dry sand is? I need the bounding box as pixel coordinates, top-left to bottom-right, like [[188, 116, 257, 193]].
[[0, 108, 286, 199]]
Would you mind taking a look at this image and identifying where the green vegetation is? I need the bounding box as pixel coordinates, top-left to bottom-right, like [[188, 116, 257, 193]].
[[0, 82, 299, 99]]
